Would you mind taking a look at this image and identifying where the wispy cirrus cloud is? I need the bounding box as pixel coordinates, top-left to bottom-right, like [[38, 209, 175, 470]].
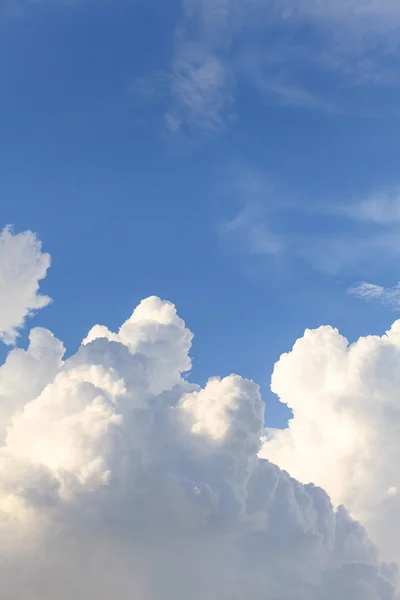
[[167, 51, 234, 133], [166, 0, 400, 132], [7, 0, 400, 130], [285, 0, 400, 25], [349, 282, 400, 310], [219, 168, 400, 277], [343, 186, 400, 224], [165, 0, 238, 133]]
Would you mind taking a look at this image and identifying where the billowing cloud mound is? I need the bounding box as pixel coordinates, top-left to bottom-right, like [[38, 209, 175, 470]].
[[0, 226, 51, 345], [0, 229, 397, 599], [261, 322, 400, 567]]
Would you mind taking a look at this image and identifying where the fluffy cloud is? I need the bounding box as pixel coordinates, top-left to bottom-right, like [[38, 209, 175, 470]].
[[0, 228, 396, 599], [261, 320, 400, 567], [0, 226, 51, 345]]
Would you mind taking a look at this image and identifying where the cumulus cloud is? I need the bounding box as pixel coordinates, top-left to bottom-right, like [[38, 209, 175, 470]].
[[261, 319, 400, 566], [0, 226, 51, 345], [0, 228, 396, 599]]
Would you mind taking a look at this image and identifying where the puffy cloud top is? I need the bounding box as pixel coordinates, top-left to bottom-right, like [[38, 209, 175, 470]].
[[261, 321, 400, 566], [0, 228, 397, 599], [0, 227, 51, 345]]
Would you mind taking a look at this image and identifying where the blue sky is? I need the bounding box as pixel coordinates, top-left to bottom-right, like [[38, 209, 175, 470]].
[[2, 0, 400, 427]]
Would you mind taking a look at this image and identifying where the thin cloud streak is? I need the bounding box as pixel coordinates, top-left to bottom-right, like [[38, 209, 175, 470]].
[[167, 0, 400, 132], [349, 282, 400, 310], [219, 169, 400, 277]]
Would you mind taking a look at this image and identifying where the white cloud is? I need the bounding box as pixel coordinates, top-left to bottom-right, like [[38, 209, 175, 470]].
[[167, 0, 251, 131], [168, 25, 234, 132], [0, 327, 64, 437], [219, 167, 286, 260], [220, 170, 400, 276], [223, 204, 283, 256], [344, 187, 400, 224], [167, 50, 233, 132], [286, 0, 400, 24], [349, 282, 400, 309], [168, 0, 400, 130], [260, 319, 400, 565], [0, 227, 51, 345], [0, 229, 396, 599]]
